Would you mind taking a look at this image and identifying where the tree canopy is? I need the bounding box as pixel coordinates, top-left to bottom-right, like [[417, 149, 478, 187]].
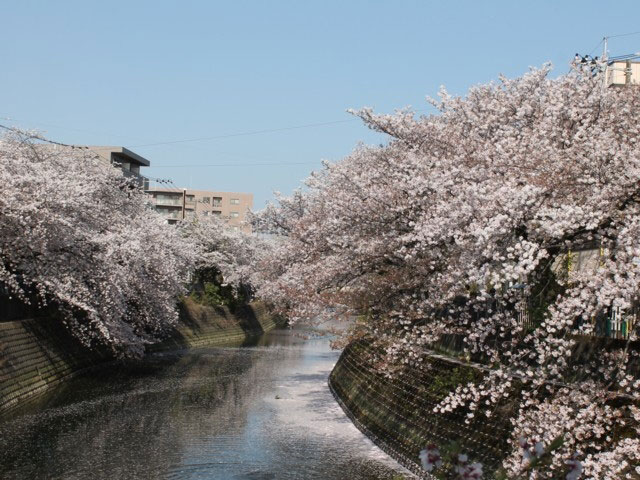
[[0, 131, 262, 357], [252, 65, 640, 478]]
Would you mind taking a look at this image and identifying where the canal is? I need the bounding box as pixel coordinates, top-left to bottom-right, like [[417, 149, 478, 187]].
[[0, 327, 412, 479]]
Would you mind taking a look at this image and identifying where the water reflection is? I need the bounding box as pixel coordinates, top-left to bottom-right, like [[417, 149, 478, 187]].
[[0, 329, 411, 479]]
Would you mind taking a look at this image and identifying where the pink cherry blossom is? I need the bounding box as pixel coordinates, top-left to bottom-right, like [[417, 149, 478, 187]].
[[419, 444, 442, 472], [251, 62, 640, 477]]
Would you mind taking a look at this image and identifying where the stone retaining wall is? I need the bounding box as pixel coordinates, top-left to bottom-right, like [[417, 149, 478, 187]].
[[0, 300, 280, 414], [0, 318, 109, 413], [149, 299, 281, 351], [328, 341, 514, 479]]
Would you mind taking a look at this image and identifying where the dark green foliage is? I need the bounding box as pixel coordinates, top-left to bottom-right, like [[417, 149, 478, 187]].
[[526, 260, 566, 330], [190, 282, 231, 307], [188, 267, 250, 311], [425, 365, 483, 402]]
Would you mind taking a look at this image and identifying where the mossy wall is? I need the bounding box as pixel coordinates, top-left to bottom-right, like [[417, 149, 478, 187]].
[[328, 341, 515, 478], [0, 300, 280, 413], [0, 318, 110, 413], [149, 299, 282, 351]]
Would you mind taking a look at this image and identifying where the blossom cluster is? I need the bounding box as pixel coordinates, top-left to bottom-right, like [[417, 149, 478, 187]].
[[455, 454, 484, 480], [419, 444, 442, 472], [179, 213, 268, 293], [252, 63, 640, 477], [0, 131, 262, 357], [420, 439, 587, 479], [519, 437, 545, 463]]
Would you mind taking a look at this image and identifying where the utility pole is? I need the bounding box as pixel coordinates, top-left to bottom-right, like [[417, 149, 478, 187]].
[[602, 36, 609, 90], [182, 188, 186, 220]]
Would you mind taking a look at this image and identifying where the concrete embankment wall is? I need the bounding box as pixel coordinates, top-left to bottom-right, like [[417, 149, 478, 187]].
[[148, 299, 281, 351], [0, 300, 280, 413], [328, 341, 514, 478], [0, 317, 110, 413]]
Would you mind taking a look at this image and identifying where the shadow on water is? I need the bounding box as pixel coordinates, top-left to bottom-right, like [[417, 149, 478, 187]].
[[0, 328, 411, 480]]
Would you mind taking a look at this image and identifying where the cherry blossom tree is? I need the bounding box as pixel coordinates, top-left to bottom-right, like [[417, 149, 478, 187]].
[[253, 63, 640, 477], [180, 214, 268, 301], [0, 129, 197, 357]]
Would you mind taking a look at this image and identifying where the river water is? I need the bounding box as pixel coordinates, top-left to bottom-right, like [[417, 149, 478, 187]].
[[0, 328, 412, 479]]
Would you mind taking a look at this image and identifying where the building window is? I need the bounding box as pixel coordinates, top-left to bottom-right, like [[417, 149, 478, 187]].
[[212, 210, 222, 216], [230, 211, 239, 218], [202, 197, 210, 204], [212, 197, 222, 207], [186, 195, 195, 202], [230, 198, 240, 205]]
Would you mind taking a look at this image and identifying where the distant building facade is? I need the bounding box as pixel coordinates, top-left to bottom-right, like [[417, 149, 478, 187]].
[[145, 188, 253, 231], [88, 146, 150, 189], [81, 148, 254, 231], [606, 60, 640, 87]]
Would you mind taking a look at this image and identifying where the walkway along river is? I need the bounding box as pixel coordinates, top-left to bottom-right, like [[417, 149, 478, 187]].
[[0, 327, 413, 479]]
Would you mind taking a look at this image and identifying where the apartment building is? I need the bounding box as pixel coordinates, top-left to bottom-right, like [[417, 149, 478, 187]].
[[606, 60, 640, 87], [146, 188, 254, 231], [88, 146, 150, 189]]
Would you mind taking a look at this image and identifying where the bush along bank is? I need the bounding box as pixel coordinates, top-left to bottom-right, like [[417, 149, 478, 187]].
[[0, 299, 282, 414]]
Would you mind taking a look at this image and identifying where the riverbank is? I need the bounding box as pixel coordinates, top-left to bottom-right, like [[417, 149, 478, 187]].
[[0, 300, 281, 413], [328, 340, 514, 478]]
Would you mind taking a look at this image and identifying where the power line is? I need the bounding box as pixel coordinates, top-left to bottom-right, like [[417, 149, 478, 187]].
[[1, 122, 322, 173], [588, 38, 604, 56], [1, 114, 357, 154], [132, 108, 435, 148], [607, 30, 640, 39], [0, 123, 79, 148], [1, 116, 152, 143], [1, 123, 184, 191], [151, 161, 320, 168], [147, 178, 183, 193], [5, 106, 432, 152], [0, 114, 231, 156], [610, 53, 640, 61], [130, 119, 357, 148]]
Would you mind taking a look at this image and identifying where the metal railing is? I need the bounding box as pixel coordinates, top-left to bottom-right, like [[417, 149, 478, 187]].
[[606, 305, 637, 340], [154, 198, 182, 206], [516, 296, 638, 340]]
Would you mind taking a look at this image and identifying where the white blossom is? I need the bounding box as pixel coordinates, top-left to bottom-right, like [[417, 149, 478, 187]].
[[251, 63, 640, 477]]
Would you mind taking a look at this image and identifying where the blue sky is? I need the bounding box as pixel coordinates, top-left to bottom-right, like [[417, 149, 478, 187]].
[[2, 1, 639, 209]]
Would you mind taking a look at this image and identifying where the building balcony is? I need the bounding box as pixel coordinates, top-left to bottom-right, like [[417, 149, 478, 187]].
[[154, 198, 183, 206]]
